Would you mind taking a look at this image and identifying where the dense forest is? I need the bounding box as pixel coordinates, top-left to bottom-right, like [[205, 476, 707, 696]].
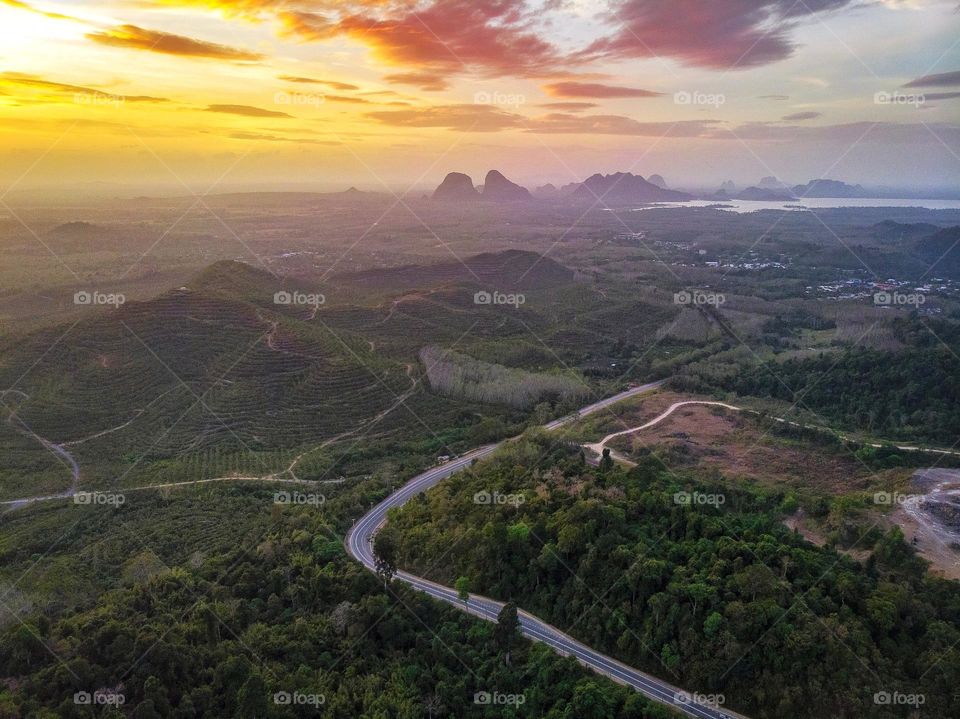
[[676, 318, 960, 444], [0, 486, 675, 718], [388, 434, 960, 718]]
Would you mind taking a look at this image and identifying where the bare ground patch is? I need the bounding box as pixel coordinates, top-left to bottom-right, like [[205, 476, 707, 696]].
[[605, 402, 907, 495]]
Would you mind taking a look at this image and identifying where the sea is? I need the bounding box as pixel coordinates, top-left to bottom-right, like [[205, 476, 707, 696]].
[[628, 198, 960, 213]]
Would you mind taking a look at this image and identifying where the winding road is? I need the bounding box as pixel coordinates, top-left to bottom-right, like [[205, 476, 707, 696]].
[[345, 381, 740, 719]]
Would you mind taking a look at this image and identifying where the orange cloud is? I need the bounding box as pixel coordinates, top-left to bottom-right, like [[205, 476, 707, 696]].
[[384, 72, 449, 91], [1, 0, 80, 21], [206, 104, 292, 117], [277, 75, 359, 91], [537, 102, 598, 111], [366, 103, 724, 137], [277, 10, 337, 42], [324, 94, 371, 104], [227, 131, 340, 144], [87, 24, 264, 61], [526, 113, 717, 136], [543, 82, 664, 99], [366, 103, 523, 132], [0, 72, 169, 103], [338, 1, 559, 77]]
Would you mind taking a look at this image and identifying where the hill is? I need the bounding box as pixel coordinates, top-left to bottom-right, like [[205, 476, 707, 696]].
[[481, 170, 532, 201], [329, 249, 573, 292], [0, 253, 681, 501], [1, 259, 526, 498], [793, 178, 869, 198], [913, 225, 960, 277], [432, 172, 478, 200], [572, 172, 692, 204]]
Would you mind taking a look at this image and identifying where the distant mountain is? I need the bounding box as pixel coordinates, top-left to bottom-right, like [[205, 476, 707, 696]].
[[648, 174, 668, 189], [433, 172, 478, 201], [533, 183, 558, 199], [49, 221, 100, 236], [758, 176, 789, 190], [46, 220, 126, 251], [331, 249, 573, 292], [912, 226, 960, 278], [793, 179, 869, 198], [481, 170, 532, 201], [871, 220, 938, 243], [572, 172, 692, 204], [719, 180, 736, 193]]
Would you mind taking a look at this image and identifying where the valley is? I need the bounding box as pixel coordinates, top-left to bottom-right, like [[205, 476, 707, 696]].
[[2, 197, 960, 716]]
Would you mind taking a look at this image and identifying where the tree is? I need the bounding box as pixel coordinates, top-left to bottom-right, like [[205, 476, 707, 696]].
[[423, 693, 444, 719], [373, 528, 399, 587], [494, 602, 520, 665], [131, 700, 161, 719], [235, 673, 269, 719], [143, 676, 170, 716], [599, 448, 614, 471], [568, 680, 615, 719], [703, 611, 723, 638], [455, 576, 470, 605]]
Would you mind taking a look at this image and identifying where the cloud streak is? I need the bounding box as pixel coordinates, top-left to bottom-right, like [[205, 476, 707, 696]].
[[88, 24, 264, 61], [278, 75, 359, 91], [904, 70, 960, 88], [543, 81, 664, 98], [0, 72, 169, 103], [782, 111, 822, 120], [206, 104, 293, 117]]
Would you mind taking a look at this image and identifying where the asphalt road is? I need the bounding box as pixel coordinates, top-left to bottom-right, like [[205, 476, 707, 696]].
[[345, 380, 739, 719]]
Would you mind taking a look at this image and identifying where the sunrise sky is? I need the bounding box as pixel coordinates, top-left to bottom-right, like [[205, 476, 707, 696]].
[[1, 0, 958, 194]]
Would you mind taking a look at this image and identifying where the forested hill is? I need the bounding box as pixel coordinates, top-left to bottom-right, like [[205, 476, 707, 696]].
[[0, 488, 678, 718], [675, 317, 960, 444], [388, 434, 960, 719]]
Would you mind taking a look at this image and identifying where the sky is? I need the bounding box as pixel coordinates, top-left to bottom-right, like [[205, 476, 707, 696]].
[[1, 0, 959, 194]]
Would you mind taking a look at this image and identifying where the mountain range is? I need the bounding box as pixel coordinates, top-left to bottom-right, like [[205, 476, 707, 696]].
[[434, 170, 691, 204], [432, 171, 904, 204]]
